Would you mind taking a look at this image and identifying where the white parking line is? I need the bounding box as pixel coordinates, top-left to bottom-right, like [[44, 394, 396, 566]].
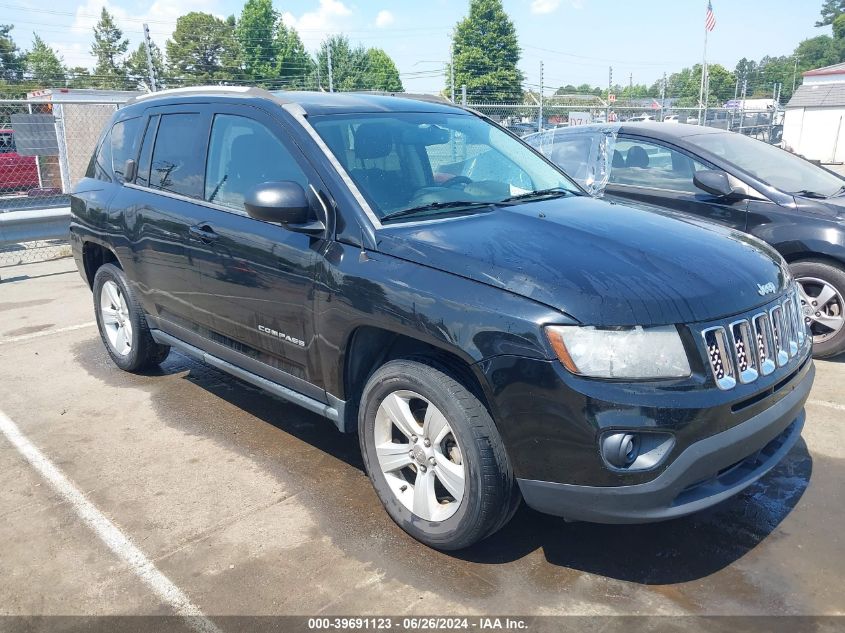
[[0, 322, 96, 345], [808, 399, 845, 412], [0, 410, 222, 633]]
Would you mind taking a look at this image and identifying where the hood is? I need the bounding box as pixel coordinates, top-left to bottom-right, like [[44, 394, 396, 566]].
[[376, 196, 790, 326], [800, 194, 845, 221]]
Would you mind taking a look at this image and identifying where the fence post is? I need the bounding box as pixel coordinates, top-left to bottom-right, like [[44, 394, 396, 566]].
[[538, 61, 544, 132]]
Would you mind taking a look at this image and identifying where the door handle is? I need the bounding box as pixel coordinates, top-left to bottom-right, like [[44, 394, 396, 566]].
[[189, 224, 218, 243]]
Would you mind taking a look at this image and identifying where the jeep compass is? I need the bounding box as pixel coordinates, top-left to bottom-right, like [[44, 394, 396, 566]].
[[70, 88, 814, 550]]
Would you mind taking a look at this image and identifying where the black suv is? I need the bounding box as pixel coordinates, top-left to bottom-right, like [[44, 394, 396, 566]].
[[71, 88, 813, 550]]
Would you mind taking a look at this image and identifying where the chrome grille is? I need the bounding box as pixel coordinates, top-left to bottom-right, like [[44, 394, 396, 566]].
[[702, 287, 807, 390]]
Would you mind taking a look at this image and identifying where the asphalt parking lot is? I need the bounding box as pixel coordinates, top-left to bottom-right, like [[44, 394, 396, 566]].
[[1, 257, 844, 624]]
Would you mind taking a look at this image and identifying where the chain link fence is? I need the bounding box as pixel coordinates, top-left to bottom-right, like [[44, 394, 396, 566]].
[[467, 102, 784, 144], [0, 93, 786, 268], [0, 97, 122, 268]]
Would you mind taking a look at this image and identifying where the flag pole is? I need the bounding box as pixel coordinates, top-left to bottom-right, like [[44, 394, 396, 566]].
[[698, 5, 708, 124]]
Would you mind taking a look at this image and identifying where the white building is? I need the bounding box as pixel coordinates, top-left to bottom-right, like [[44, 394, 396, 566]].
[[783, 62, 845, 163]]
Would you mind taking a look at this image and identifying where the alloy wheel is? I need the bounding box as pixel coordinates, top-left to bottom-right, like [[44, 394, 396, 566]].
[[373, 390, 465, 522], [796, 276, 845, 344], [99, 280, 133, 356]]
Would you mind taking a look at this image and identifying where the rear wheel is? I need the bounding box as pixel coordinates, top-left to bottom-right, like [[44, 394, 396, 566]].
[[93, 263, 170, 372], [359, 359, 519, 550], [791, 260, 845, 358]]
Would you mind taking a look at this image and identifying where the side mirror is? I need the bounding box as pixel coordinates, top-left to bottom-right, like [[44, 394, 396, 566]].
[[123, 158, 137, 183], [693, 169, 742, 198], [244, 181, 324, 234]]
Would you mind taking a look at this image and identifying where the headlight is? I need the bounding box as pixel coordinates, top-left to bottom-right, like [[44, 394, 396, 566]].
[[545, 325, 691, 379]]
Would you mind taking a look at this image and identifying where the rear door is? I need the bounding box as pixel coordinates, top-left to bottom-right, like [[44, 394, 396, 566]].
[[177, 105, 326, 398], [119, 107, 212, 327], [605, 136, 748, 231]]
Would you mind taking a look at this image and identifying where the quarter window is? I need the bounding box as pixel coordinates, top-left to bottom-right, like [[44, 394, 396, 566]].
[[204, 114, 308, 212], [609, 139, 708, 193], [149, 113, 205, 198], [111, 117, 143, 183]]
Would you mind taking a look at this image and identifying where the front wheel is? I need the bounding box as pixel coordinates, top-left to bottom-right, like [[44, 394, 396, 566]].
[[791, 260, 845, 358], [359, 359, 519, 550]]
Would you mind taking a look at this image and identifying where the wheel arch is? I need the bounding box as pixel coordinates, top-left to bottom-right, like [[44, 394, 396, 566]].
[[340, 325, 496, 435], [81, 240, 122, 288]]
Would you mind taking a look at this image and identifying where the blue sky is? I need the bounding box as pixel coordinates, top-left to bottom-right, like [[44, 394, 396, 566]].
[[1, 0, 830, 93]]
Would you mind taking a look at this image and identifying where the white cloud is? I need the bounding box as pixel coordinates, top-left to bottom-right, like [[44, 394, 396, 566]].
[[530, 0, 560, 14], [282, 0, 354, 47], [58, 0, 224, 67], [375, 10, 395, 28]]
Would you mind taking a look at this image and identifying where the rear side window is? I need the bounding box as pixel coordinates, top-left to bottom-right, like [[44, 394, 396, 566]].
[[204, 114, 309, 212], [111, 117, 143, 183], [149, 113, 205, 198], [89, 129, 113, 181]]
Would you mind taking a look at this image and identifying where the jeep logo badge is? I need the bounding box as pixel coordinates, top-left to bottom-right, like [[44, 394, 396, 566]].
[[757, 282, 777, 296]]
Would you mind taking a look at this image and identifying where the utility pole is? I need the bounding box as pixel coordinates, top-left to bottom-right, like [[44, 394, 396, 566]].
[[142, 23, 157, 92], [538, 61, 544, 132], [607, 66, 612, 121], [629, 72, 633, 95], [461, 84, 467, 107], [327, 42, 334, 93], [792, 56, 800, 94], [660, 72, 666, 121], [449, 43, 455, 103]]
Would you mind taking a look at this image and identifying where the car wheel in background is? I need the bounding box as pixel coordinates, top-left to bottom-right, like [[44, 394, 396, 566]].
[[359, 358, 520, 550], [93, 263, 171, 372], [791, 260, 845, 358]]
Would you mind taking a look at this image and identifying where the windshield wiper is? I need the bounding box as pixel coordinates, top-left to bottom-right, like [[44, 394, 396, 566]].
[[501, 187, 573, 203], [791, 189, 828, 199], [380, 200, 495, 223], [831, 185, 845, 197]]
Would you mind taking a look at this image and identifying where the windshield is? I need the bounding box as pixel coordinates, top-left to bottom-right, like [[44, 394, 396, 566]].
[[310, 112, 579, 221], [687, 132, 845, 197]]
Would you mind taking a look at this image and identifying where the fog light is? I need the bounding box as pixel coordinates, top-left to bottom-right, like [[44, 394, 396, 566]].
[[599, 431, 675, 472], [602, 433, 639, 468]]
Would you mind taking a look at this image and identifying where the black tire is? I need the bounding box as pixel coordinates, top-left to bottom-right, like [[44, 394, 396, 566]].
[[92, 263, 170, 372], [358, 358, 519, 550], [790, 260, 845, 359]]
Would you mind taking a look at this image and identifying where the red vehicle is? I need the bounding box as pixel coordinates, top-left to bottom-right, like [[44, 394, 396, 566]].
[[0, 128, 39, 192]]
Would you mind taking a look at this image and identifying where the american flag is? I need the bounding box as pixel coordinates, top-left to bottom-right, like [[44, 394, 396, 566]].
[[705, 1, 716, 31]]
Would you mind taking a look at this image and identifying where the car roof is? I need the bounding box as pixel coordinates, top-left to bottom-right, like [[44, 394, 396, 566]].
[[123, 86, 464, 116]]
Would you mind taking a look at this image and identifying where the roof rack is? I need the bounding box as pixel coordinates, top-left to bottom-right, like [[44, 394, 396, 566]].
[[127, 85, 273, 104]]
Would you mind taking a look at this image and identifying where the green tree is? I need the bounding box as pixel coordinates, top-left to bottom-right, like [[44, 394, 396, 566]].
[[67, 66, 92, 89], [274, 23, 313, 89], [236, 0, 276, 83], [317, 35, 366, 91], [126, 41, 166, 91], [833, 14, 845, 40], [816, 0, 845, 26], [0, 24, 24, 82], [795, 34, 842, 71], [167, 12, 239, 83], [364, 48, 402, 91], [25, 34, 65, 86], [450, 0, 523, 102], [91, 7, 128, 89]]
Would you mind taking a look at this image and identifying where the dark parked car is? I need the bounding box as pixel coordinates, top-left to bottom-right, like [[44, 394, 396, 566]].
[[71, 88, 812, 550], [526, 122, 845, 357]]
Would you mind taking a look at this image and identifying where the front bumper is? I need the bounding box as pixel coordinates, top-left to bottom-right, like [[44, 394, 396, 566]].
[[516, 360, 812, 523]]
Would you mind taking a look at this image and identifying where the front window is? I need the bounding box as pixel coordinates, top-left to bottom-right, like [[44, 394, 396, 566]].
[[310, 112, 579, 222], [609, 139, 709, 194], [687, 131, 845, 198]]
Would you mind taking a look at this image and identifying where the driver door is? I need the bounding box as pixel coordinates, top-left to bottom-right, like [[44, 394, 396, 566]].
[[605, 136, 748, 231]]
